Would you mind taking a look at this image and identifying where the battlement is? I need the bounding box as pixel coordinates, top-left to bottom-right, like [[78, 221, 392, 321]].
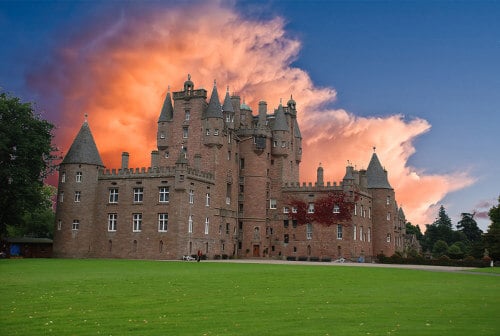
[[173, 88, 207, 100], [282, 180, 345, 192], [99, 165, 214, 183]]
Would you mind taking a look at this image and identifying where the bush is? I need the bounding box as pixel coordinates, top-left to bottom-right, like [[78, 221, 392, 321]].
[[321, 257, 332, 262], [286, 256, 296, 261], [309, 256, 320, 262], [213, 254, 221, 260], [298, 256, 308, 261], [222, 254, 229, 260]]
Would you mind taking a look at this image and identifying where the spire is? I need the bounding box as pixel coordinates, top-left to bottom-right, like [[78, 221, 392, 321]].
[[343, 163, 354, 180], [158, 88, 173, 122], [366, 152, 392, 189], [62, 117, 104, 166], [222, 86, 234, 113], [205, 81, 223, 119], [272, 103, 288, 131]]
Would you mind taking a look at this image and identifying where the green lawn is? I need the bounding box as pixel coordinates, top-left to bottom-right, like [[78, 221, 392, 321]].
[[1, 259, 498, 335]]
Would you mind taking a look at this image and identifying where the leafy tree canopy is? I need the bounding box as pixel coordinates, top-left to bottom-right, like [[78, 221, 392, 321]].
[[0, 92, 57, 237], [456, 212, 482, 243], [484, 196, 500, 260]]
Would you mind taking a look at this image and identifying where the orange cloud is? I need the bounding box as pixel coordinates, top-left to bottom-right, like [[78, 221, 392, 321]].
[[29, 2, 475, 227]]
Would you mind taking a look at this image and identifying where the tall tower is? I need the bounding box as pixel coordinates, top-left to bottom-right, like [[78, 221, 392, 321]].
[[366, 149, 397, 256], [53, 117, 104, 257]]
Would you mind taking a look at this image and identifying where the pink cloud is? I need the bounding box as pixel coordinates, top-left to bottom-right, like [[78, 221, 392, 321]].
[[28, 2, 476, 228]]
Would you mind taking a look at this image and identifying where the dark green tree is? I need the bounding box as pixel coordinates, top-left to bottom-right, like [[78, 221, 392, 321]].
[[0, 92, 57, 237], [422, 205, 454, 251], [432, 240, 449, 258], [406, 222, 423, 241], [457, 213, 483, 243], [483, 196, 500, 260]]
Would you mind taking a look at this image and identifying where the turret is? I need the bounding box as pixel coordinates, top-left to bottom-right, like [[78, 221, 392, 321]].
[[271, 103, 289, 157], [222, 86, 235, 130], [316, 165, 324, 186], [157, 88, 173, 151], [203, 81, 224, 147]]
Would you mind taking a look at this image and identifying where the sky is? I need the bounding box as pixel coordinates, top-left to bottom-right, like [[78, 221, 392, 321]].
[[0, 0, 499, 231]]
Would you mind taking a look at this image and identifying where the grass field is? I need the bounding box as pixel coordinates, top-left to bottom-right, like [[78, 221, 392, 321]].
[[1, 259, 499, 335]]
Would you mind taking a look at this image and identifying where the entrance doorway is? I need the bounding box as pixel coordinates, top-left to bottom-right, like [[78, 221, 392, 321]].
[[253, 244, 260, 257]]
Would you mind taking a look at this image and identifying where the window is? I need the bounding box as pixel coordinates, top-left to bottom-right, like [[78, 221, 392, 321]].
[[189, 189, 194, 204], [158, 213, 168, 232], [159, 187, 169, 203], [72, 220, 80, 231], [284, 234, 289, 244], [205, 217, 209, 234], [57, 220, 62, 230], [226, 223, 230, 235], [333, 204, 340, 213], [368, 207, 371, 219], [76, 171, 82, 182], [214, 129, 219, 135], [283, 207, 289, 214], [185, 110, 190, 120], [360, 226, 364, 241], [165, 151, 169, 158], [354, 204, 357, 216], [353, 225, 357, 240], [183, 127, 188, 138], [133, 188, 144, 203], [269, 199, 277, 209], [188, 215, 193, 233], [58, 192, 64, 203], [240, 158, 245, 169], [273, 140, 278, 147], [386, 196, 391, 205], [292, 206, 298, 213], [108, 213, 117, 231], [308, 203, 315, 213], [109, 188, 119, 203], [160, 132, 165, 139], [206, 129, 210, 135], [226, 196, 231, 205], [360, 205, 364, 217], [387, 212, 391, 221], [74, 191, 81, 202], [226, 114, 231, 122], [281, 141, 286, 148], [133, 213, 142, 232], [368, 228, 371, 242], [337, 224, 343, 239], [306, 223, 313, 239], [284, 220, 289, 228], [61, 172, 66, 183], [386, 233, 391, 242], [206, 193, 210, 207]]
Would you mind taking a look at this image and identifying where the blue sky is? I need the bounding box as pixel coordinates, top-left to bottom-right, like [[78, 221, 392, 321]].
[[0, 0, 499, 230]]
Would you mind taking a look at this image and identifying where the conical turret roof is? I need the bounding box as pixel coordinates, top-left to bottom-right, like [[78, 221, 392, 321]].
[[205, 82, 223, 119], [366, 151, 392, 189], [62, 119, 104, 166], [272, 104, 288, 131], [293, 118, 302, 138], [158, 90, 173, 122], [222, 87, 234, 113]]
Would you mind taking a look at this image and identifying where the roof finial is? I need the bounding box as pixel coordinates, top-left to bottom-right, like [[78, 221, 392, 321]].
[[226, 85, 229, 93], [373, 146, 376, 153], [84, 113, 88, 123], [319, 162, 322, 167], [187, 74, 191, 81], [167, 85, 170, 93], [280, 98, 282, 105], [213, 79, 217, 87]]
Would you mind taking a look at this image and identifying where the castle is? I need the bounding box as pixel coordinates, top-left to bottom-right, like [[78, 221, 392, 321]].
[[53, 75, 407, 260]]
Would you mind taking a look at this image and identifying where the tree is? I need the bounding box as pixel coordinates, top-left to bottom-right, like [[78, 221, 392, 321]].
[[483, 196, 500, 260], [422, 205, 454, 251], [406, 222, 423, 241], [0, 92, 57, 237], [457, 213, 483, 243], [432, 240, 449, 258]]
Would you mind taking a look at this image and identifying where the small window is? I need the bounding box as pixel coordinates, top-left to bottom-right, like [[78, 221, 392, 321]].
[[133, 188, 144, 203], [337, 224, 343, 240], [283, 220, 289, 228], [283, 207, 289, 214], [57, 220, 62, 230], [158, 213, 168, 232], [273, 141, 278, 147], [226, 223, 230, 235], [368, 228, 371, 242], [61, 172, 66, 183], [74, 191, 81, 203], [386, 233, 391, 242], [386, 196, 391, 205], [59, 192, 64, 203], [308, 203, 315, 213], [214, 129, 219, 136], [206, 129, 210, 136], [109, 188, 119, 203], [306, 223, 313, 240], [185, 110, 190, 120], [72, 220, 80, 231], [292, 206, 298, 213], [183, 127, 189, 138], [269, 199, 277, 209], [189, 189, 194, 204], [284, 234, 289, 244], [353, 225, 357, 241], [133, 213, 142, 232], [205, 218, 209, 235], [165, 151, 169, 158], [281, 141, 286, 148], [387, 212, 391, 221], [333, 204, 340, 213], [76, 172, 82, 182], [108, 213, 117, 232], [206, 193, 210, 207], [360, 226, 364, 241], [159, 187, 169, 203], [188, 215, 193, 233], [292, 220, 298, 228], [160, 132, 165, 139]]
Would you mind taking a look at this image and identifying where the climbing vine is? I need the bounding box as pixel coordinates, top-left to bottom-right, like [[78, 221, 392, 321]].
[[288, 192, 356, 226]]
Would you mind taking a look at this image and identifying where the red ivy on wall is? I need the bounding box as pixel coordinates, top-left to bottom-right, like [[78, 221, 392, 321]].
[[288, 192, 356, 226]]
